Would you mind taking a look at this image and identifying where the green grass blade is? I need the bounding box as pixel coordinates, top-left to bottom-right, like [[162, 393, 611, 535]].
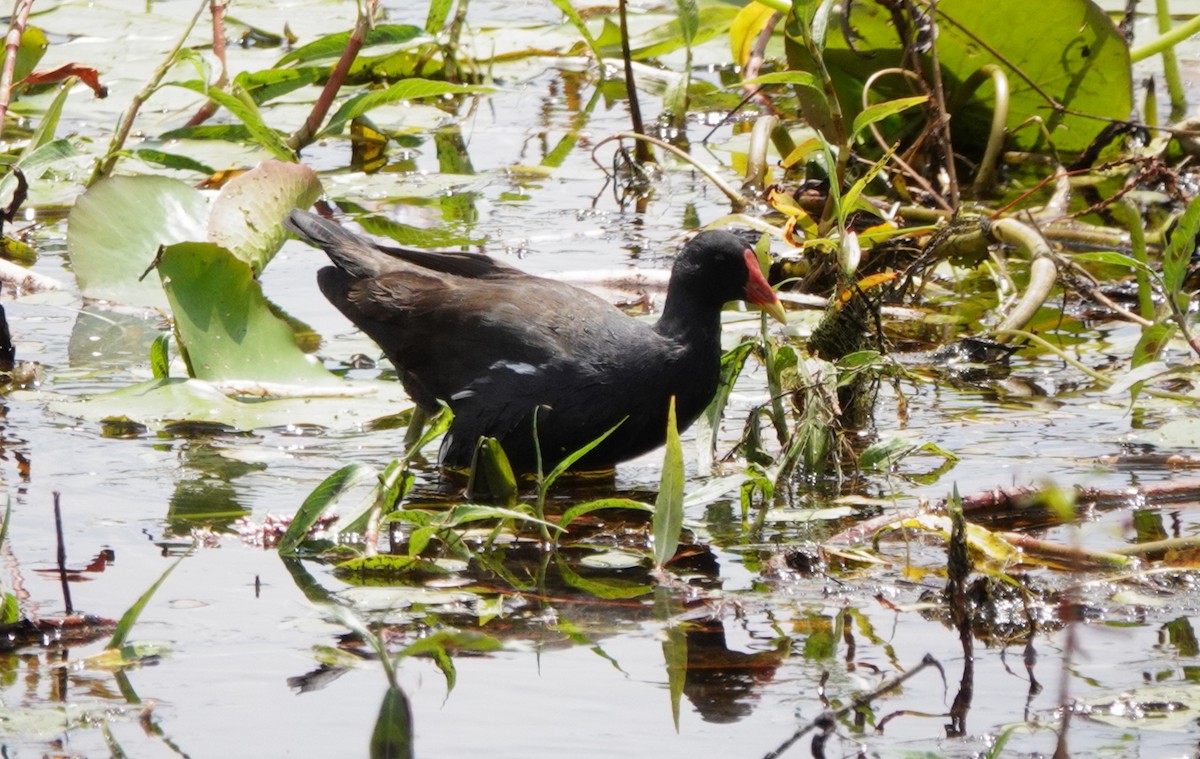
[[279, 463, 374, 555], [653, 397, 684, 569], [107, 548, 190, 650]]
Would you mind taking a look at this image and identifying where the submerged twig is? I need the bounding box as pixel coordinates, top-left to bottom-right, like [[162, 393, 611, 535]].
[[53, 492, 73, 615], [763, 654, 943, 759]]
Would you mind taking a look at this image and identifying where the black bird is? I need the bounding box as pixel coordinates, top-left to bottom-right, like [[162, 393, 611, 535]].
[[285, 210, 786, 471]]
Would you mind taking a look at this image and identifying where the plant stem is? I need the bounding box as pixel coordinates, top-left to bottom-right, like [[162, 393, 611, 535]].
[[183, 0, 229, 127], [0, 0, 35, 141], [1153, 0, 1187, 121], [1130, 11, 1200, 63], [288, 0, 377, 151], [89, 0, 209, 185], [618, 0, 652, 166]]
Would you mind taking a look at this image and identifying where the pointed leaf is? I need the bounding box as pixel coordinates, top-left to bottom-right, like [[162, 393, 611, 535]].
[[653, 397, 684, 569]]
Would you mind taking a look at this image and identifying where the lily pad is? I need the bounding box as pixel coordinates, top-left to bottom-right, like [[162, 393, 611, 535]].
[[46, 377, 413, 431], [66, 176, 208, 309], [208, 160, 323, 275], [156, 242, 334, 386], [817, 0, 1131, 153]]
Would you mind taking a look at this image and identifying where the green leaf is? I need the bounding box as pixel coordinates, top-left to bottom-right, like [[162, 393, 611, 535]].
[[150, 333, 170, 379], [279, 463, 375, 555], [234, 68, 322, 105], [606, 5, 739, 60], [0, 593, 18, 625], [369, 686, 413, 759], [132, 149, 215, 175], [171, 80, 295, 161], [1132, 323, 1174, 373], [13, 27, 47, 83], [1163, 193, 1200, 296], [555, 556, 653, 600], [1071, 250, 1156, 275], [850, 95, 929, 141], [821, 0, 1132, 152], [739, 71, 822, 91], [319, 79, 493, 138], [207, 160, 323, 275], [28, 77, 71, 150], [425, 0, 453, 33], [559, 498, 653, 531], [653, 397, 684, 569], [547, 0, 605, 66], [276, 24, 424, 67], [108, 549, 189, 650], [157, 242, 336, 385], [49, 377, 413, 432], [543, 417, 625, 492], [0, 137, 77, 212], [66, 176, 208, 308]]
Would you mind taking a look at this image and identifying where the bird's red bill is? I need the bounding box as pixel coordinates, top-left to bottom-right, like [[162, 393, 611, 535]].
[[742, 250, 787, 323]]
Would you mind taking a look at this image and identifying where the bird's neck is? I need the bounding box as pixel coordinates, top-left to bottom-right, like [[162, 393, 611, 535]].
[[656, 295, 723, 352]]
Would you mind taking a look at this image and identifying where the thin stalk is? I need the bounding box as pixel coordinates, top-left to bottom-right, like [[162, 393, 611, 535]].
[[183, 0, 229, 127], [89, 0, 209, 185], [1131, 12, 1200, 62], [593, 131, 746, 209], [0, 0, 35, 140], [288, 0, 377, 151], [1153, 0, 1187, 121], [618, 0, 652, 166]]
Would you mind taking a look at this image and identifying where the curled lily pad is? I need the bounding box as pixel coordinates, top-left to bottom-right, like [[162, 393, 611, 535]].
[[208, 160, 323, 274]]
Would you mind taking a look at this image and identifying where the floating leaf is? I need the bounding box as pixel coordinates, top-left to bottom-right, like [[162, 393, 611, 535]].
[[66, 176, 208, 308], [47, 377, 413, 432]]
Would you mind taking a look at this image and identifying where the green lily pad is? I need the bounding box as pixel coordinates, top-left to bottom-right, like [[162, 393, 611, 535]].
[[156, 242, 334, 386], [46, 377, 413, 431], [817, 0, 1131, 153], [66, 176, 208, 309], [208, 160, 323, 275]]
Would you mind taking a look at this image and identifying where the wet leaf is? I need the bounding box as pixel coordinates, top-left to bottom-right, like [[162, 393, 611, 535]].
[[48, 377, 413, 432], [370, 686, 413, 759], [850, 95, 929, 141], [150, 333, 170, 379], [280, 463, 375, 555], [157, 242, 335, 385], [559, 498, 652, 531], [66, 176, 207, 309], [13, 26, 47, 83], [207, 160, 323, 274]]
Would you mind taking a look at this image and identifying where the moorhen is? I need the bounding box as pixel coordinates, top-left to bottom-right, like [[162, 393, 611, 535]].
[[285, 210, 787, 471]]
